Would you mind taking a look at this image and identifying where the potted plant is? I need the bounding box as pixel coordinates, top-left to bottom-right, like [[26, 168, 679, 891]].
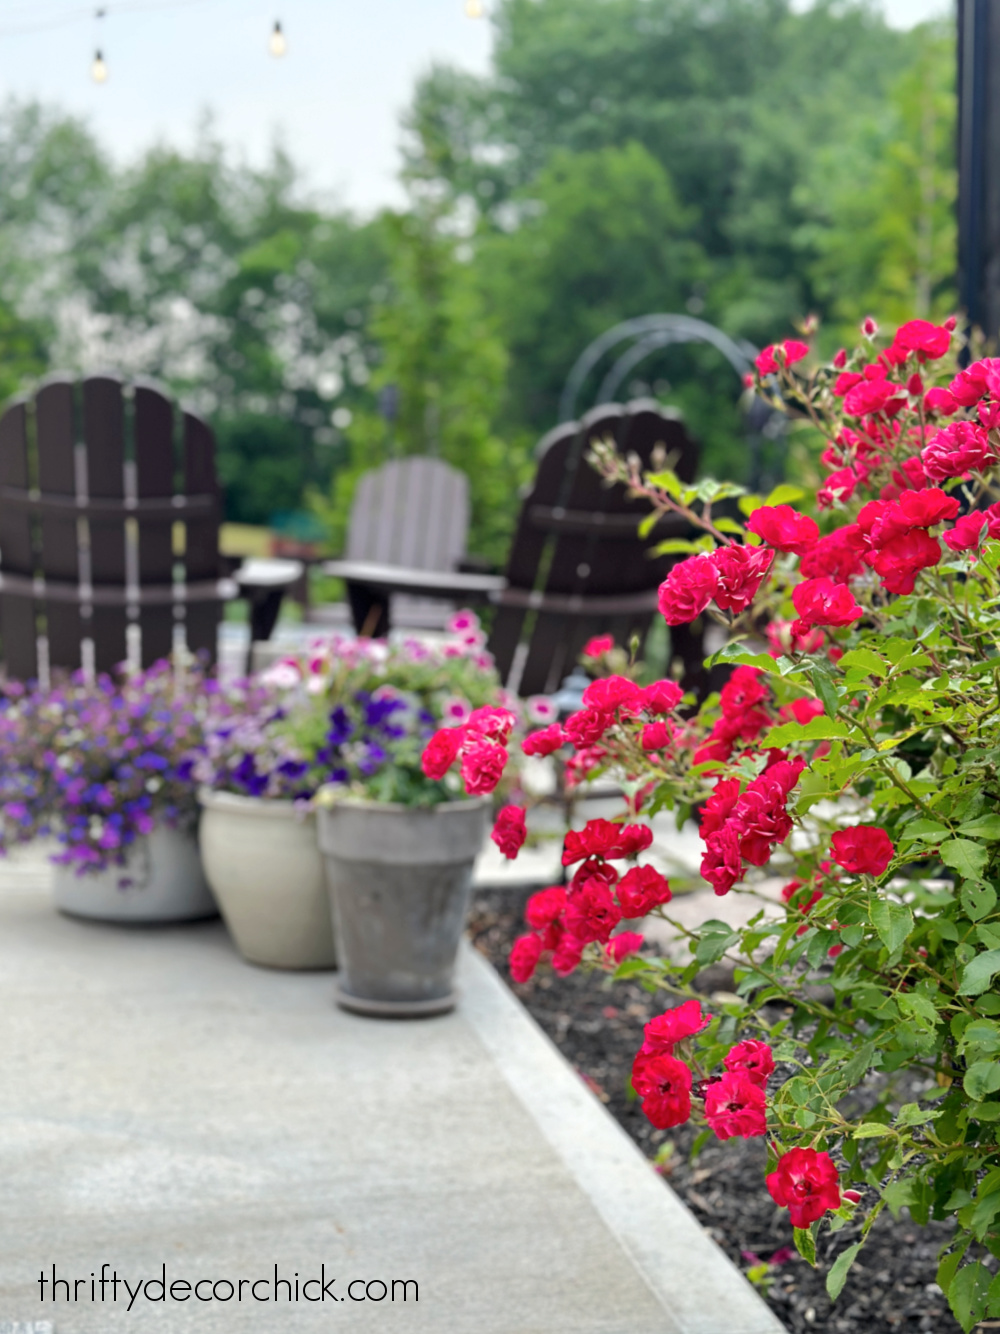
[[0, 662, 215, 922], [194, 680, 337, 971], [286, 616, 509, 1016]]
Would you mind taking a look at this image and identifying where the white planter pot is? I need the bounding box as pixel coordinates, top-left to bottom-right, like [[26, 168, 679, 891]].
[[52, 823, 216, 923], [198, 789, 336, 970]]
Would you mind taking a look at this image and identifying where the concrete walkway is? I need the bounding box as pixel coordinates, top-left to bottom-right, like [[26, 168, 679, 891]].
[[0, 855, 785, 1334]]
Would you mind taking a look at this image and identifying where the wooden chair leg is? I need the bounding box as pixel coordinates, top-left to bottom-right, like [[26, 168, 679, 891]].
[[347, 581, 390, 639]]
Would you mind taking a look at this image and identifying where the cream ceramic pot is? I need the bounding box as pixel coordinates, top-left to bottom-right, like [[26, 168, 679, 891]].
[[198, 789, 336, 970]]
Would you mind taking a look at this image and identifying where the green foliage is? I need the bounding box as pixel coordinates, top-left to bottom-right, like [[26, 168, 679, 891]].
[[324, 209, 522, 565]]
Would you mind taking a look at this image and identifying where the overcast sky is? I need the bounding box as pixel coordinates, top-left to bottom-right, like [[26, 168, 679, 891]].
[[0, 0, 951, 217]]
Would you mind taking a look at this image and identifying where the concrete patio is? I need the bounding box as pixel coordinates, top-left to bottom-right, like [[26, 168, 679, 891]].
[[0, 850, 785, 1334]]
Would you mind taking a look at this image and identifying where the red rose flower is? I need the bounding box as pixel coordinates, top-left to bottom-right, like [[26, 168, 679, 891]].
[[657, 554, 719, 626], [420, 726, 465, 780], [606, 931, 644, 963], [491, 805, 526, 859], [509, 933, 543, 984], [922, 421, 996, 481], [564, 878, 622, 944], [894, 486, 960, 528], [720, 666, 768, 716], [712, 544, 775, 614], [460, 739, 508, 795], [551, 932, 584, 976], [766, 1147, 841, 1228], [701, 823, 744, 895], [522, 723, 566, 757], [745, 505, 820, 555], [642, 679, 684, 714], [890, 318, 952, 362], [843, 377, 904, 417], [632, 1052, 693, 1129], [798, 526, 866, 584], [641, 721, 672, 751], [563, 708, 613, 748], [525, 886, 567, 930], [571, 857, 619, 891], [699, 777, 742, 839], [466, 706, 517, 744], [641, 999, 710, 1056], [723, 1039, 775, 1086], [582, 674, 643, 714], [582, 634, 614, 657], [830, 824, 894, 876], [924, 386, 957, 415], [704, 1071, 767, 1140], [868, 528, 941, 595], [817, 466, 859, 509], [616, 864, 672, 916], [613, 823, 654, 858], [791, 577, 864, 628]]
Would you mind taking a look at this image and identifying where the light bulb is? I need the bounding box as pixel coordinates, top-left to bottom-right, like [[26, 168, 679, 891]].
[[91, 49, 108, 83], [464, 0, 485, 15], [269, 20, 287, 56]]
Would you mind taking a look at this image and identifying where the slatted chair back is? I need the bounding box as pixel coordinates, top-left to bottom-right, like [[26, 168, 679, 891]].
[[0, 373, 228, 679], [346, 456, 469, 570], [488, 400, 700, 697]]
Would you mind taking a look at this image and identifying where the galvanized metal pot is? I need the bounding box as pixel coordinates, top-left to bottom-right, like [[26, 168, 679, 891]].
[[316, 797, 488, 1018]]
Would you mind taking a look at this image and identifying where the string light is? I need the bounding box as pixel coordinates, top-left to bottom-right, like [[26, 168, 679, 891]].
[[464, 0, 486, 15], [91, 6, 107, 82], [269, 19, 286, 56]]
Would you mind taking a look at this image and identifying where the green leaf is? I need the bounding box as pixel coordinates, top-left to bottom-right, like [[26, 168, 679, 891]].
[[940, 838, 989, 881], [765, 483, 806, 507], [638, 511, 660, 539], [959, 815, 1000, 840], [971, 1189, 1000, 1241], [958, 949, 1000, 996], [646, 469, 683, 499], [838, 647, 888, 677], [811, 669, 840, 719], [652, 537, 710, 556], [963, 1060, 1000, 1101], [853, 1121, 895, 1139], [766, 716, 851, 748], [841, 1040, 877, 1086], [962, 881, 998, 922], [899, 818, 950, 845], [707, 643, 777, 673], [712, 516, 745, 535], [738, 494, 764, 517], [793, 1226, 817, 1266], [826, 1241, 863, 1301], [870, 900, 913, 956], [949, 1260, 991, 1332], [897, 992, 939, 1027]]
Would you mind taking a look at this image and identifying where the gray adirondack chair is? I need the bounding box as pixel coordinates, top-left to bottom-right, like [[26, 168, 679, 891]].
[[320, 401, 707, 694], [323, 455, 500, 636], [0, 374, 300, 679]]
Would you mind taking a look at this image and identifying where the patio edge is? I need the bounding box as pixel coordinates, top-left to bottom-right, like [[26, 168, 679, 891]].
[[459, 942, 788, 1334]]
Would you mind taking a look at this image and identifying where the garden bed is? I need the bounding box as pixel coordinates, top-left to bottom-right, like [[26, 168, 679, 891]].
[[468, 886, 961, 1334]]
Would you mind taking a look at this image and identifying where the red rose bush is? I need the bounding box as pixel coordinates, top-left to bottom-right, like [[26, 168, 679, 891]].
[[423, 317, 1000, 1329]]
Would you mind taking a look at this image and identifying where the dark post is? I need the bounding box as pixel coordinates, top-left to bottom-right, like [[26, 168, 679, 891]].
[[958, 0, 1000, 343]]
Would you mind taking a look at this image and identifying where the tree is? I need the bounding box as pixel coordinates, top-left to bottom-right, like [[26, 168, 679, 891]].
[[325, 209, 517, 564], [798, 24, 956, 340]]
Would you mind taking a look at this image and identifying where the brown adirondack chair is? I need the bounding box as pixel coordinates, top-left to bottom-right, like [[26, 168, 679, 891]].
[[323, 455, 503, 637], [320, 400, 706, 693], [0, 374, 299, 680]]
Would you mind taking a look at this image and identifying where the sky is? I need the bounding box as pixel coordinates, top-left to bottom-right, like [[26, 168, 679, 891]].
[[0, 0, 950, 217]]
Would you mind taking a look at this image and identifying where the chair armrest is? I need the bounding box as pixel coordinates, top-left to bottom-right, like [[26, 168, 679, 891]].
[[456, 554, 500, 575], [322, 560, 506, 601], [234, 558, 304, 590]]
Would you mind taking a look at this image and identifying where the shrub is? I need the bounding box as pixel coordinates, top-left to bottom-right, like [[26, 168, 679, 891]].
[[425, 318, 1000, 1330]]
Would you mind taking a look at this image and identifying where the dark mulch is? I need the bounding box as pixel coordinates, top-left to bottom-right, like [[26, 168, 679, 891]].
[[468, 886, 961, 1334]]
